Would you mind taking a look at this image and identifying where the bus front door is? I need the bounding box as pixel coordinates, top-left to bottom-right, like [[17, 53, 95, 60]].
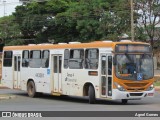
[[52, 55, 62, 93], [13, 55, 21, 89], [101, 54, 112, 97]]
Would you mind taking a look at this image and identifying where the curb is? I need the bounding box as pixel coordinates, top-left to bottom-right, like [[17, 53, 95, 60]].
[[0, 86, 9, 89], [0, 84, 9, 89], [0, 95, 16, 100]]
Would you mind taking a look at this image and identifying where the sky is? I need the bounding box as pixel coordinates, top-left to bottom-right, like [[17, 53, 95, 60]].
[[0, 0, 22, 18]]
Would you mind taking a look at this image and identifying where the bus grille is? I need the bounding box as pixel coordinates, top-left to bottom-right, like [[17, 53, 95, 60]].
[[130, 93, 143, 96], [127, 88, 145, 91], [124, 83, 148, 87]]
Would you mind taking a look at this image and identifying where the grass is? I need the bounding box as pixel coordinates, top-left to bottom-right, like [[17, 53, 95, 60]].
[[154, 81, 160, 86], [154, 76, 160, 86]]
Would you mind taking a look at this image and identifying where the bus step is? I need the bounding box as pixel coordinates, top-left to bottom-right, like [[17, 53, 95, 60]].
[[51, 92, 61, 96]]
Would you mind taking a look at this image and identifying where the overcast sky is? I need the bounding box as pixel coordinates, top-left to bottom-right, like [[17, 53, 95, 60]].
[[0, 0, 22, 18]]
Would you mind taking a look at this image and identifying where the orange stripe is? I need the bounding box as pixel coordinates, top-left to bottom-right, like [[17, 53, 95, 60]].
[[3, 41, 149, 51]]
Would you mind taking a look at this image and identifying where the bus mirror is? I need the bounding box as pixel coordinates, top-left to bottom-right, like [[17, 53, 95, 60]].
[[113, 57, 116, 65]]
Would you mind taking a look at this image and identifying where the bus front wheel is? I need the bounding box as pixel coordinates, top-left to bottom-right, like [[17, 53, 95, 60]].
[[88, 85, 96, 104], [27, 81, 36, 98]]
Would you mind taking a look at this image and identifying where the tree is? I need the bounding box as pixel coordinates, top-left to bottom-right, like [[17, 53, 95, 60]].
[[13, 0, 71, 43], [13, 0, 135, 43], [56, 0, 132, 42], [0, 15, 21, 45], [135, 0, 160, 48]]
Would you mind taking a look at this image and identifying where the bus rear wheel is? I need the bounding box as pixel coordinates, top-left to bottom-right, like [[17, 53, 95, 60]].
[[88, 85, 96, 104], [27, 81, 37, 98]]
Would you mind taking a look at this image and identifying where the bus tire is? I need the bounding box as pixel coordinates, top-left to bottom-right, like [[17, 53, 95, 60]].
[[27, 81, 37, 98], [88, 85, 96, 104], [122, 99, 128, 104]]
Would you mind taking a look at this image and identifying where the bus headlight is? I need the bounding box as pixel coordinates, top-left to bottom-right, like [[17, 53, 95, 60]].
[[114, 82, 126, 91], [147, 84, 154, 91]]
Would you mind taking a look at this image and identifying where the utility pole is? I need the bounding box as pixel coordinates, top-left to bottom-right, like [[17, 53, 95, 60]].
[[3, 0, 6, 16], [2, 0, 7, 44], [131, 0, 134, 41]]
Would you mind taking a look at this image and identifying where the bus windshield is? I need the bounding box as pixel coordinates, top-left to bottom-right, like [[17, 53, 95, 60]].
[[115, 54, 153, 80]]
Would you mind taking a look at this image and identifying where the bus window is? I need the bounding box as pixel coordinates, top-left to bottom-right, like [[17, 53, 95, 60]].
[[29, 50, 41, 68], [108, 77, 112, 96], [14, 57, 17, 71], [101, 56, 106, 75], [14, 56, 21, 71], [64, 49, 69, 69], [42, 50, 49, 68], [22, 50, 29, 67], [85, 49, 99, 69], [59, 56, 62, 73], [108, 56, 112, 75], [101, 76, 106, 95], [54, 56, 58, 73], [69, 49, 84, 69], [54, 55, 62, 73], [3, 51, 13, 67], [116, 54, 153, 80]]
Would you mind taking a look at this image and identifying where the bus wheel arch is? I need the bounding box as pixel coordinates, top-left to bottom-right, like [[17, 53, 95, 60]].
[[83, 82, 91, 96], [83, 83, 96, 104], [27, 79, 37, 98]]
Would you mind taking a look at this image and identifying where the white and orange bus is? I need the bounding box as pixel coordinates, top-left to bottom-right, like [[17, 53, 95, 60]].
[[1, 40, 155, 104]]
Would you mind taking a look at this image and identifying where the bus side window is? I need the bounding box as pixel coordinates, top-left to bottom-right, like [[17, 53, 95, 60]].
[[64, 49, 69, 69], [69, 49, 84, 69], [85, 49, 99, 69], [22, 50, 29, 67], [3, 51, 13, 67], [29, 50, 41, 68], [42, 50, 49, 68], [108, 56, 112, 75]]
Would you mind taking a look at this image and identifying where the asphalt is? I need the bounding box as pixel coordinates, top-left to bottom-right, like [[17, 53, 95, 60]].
[[0, 69, 160, 99], [0, 84, 17, 100]]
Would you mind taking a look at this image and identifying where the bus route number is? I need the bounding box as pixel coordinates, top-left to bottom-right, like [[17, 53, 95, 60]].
[[35, 73, 44, 78]]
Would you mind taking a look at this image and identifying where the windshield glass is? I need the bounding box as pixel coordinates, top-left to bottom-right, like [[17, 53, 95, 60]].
[[116, 54, 153, 80]]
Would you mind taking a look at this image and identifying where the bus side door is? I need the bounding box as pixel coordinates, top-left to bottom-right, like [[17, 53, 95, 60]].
[[13, 55, 21, 89], [52, 55, 62, 93], [101, 54, 113, 97]]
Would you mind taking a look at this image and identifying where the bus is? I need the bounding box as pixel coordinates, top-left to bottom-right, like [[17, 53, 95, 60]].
[[1, 40, 155, 104]]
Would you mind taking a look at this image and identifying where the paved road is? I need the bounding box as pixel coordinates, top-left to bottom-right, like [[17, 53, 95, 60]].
[[0, 89, 160, 120], [0, 89, 160, 111]]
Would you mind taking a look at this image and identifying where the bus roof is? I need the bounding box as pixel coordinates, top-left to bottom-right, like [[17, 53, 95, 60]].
[[3, 41, 150, 51]]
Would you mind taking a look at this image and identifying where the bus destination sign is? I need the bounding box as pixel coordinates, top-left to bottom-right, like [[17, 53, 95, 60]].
[[116, 44, 151, 53]]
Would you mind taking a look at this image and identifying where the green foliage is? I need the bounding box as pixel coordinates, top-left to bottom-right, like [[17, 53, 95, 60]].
[[5, 39, 26, 46], [55, 0, 132, 42], [5, 0, 156, 45], [0, 0, 159, 46], [10, 0, 133, 44], [154, 80, 160, 86], [134, 0, 160, 47], [0, 15, 21, 44], [13, 0, 71, 43], [134, 27, 148, 41]]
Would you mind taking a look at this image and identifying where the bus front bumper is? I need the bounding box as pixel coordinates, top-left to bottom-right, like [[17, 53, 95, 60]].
[[112, 89, 155, 100]]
